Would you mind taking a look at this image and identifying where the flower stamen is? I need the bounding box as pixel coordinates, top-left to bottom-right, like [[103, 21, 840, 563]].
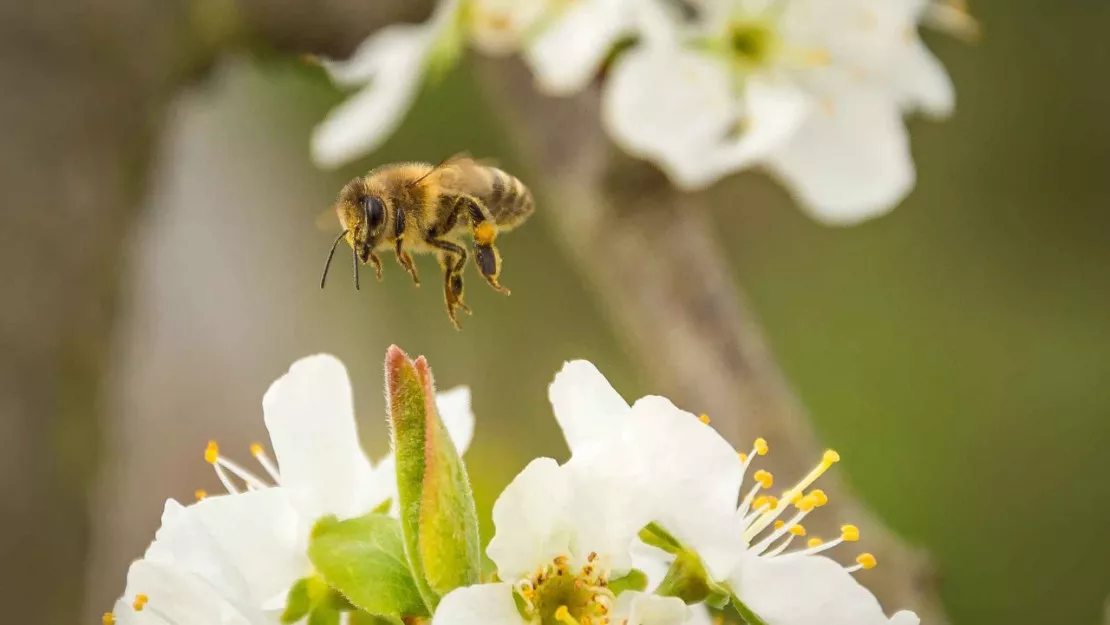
[[204, 440, 279, 494], [846, 552, 877, 573]]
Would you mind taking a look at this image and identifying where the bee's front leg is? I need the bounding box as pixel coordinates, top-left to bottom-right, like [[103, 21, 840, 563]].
[[367, 250, 383, 281], [393, 239, 420, 286]]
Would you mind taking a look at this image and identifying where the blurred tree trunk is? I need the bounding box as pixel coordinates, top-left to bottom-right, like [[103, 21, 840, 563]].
[[0, 1, 431, 622], [474, 59, 948, 624]]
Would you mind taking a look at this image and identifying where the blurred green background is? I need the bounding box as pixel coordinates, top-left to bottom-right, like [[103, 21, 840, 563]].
[[78, 2, 1109, 625]]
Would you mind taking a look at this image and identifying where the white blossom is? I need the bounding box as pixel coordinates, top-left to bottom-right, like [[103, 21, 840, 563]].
[[311, 0, 465, 168], [603, 0, 970, 224], [546, 360, 919, 625], [107, 354, 474, 625]]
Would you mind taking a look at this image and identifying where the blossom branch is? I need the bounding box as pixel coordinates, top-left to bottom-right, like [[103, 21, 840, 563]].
[[475, 57, 949, 625]]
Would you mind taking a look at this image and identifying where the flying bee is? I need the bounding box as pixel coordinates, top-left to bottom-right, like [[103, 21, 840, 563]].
[[320, 154, 535, 329]]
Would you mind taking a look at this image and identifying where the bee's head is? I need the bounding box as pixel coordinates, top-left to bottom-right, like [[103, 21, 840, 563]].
[[321, 177, 390, 290], [336, 178, 389, 260]]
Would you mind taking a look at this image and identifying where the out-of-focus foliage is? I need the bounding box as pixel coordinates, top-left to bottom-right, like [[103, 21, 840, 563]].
[[81, 1, 1109, 625]]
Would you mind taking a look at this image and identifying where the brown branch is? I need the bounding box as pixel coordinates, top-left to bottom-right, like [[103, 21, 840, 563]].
[[474, 58, 948, 624]]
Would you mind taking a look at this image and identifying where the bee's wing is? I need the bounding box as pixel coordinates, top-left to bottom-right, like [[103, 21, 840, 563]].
[[410, 152, 498, 196]]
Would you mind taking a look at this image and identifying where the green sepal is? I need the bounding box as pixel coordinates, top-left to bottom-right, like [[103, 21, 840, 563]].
[[349, 612, 404, 625], [638, 523, 683, 554], [387, 346, 481, 609], [307, 604, 340, 625], [280, 578, 313, 624], [654, 548, 732, 607], [731, 595, 771, 625], [607, 569, 649, 596], [307, 513, 429, 618]]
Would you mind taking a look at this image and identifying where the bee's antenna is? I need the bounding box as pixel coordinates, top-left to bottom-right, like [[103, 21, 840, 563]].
[[352, 239, 360, 291], [320, 230, 348, 289]]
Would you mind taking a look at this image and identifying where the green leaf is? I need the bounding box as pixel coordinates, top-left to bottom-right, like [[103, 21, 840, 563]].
[[307, 513, 428, 618], [607, 569, 648, 596], [387, 346, 481, 608], [307, 604, 340, 625]]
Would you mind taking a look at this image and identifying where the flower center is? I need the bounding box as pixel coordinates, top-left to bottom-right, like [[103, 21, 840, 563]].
[[515, 555, 614, 625], [728, 21, 776, 67]]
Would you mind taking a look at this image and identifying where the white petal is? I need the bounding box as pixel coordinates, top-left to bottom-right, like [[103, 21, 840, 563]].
[[630, 539, 671, 592], [262, 354, 377, 522], [766, 87, 914, 225], [893, 38, 955, 118], [142, 499, 251, 602], [117, 559, 262, 625], [320, 24, 426, 87], [185, 490, 308, 608], [547, 360, 630, 456], [610, 396, 744, 578], [610, 592, 690, 625], [486, 458, 574, 580], [665, 78, 811, 190], [602, 45, 735, 173], [436, 386, 475, 454], [732, 554, 893, 625], [432, 582, 524, 625], [311, 29, 430, 168], [890, 611, 921, 625], [526, 0, 630, 94]]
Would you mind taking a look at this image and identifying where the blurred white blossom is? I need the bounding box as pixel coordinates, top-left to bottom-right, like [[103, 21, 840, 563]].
[[311, 0, 971, 223], [604, 0, 969, 223]]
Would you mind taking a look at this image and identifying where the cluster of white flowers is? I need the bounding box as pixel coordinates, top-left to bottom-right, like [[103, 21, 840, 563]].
[[108, 354, 916, 625], [311, 0, 975, 224]]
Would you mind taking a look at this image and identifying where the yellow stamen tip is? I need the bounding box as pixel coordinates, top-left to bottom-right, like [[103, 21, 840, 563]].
[[738, 452, 748, 462], [698, 414, 711, 424], [753, 495, 778, 511], [807, 537, 824, 548], [204, 441, 219, 465], [754, 438, 769, 455], [132, 594, 148, 611], [823, 449, 840, 465], [856, 553, 877, 569], [194, 489, 208, 501], [102, 613, 116, 625], [774, 520, 785, 530], [810, 489, 828, 507], [841, 525, 860, 542], [754, 469, 773, 488], [796, 494, 818, 512], [789, 524, 807, 537], [555, 605, 578, 625], [250, 443, 264, 457]]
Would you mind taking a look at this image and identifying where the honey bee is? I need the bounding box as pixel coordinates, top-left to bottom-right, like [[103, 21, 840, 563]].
[[320, 154, 535, 328]]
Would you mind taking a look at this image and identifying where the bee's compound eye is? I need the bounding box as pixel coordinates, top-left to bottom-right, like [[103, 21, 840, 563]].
[[363, 195, 385, 230]]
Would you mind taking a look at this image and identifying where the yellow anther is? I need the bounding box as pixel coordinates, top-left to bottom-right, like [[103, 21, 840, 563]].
[[789, 524, 807, 537], [810, 489, 828, 507], [754, 470, 773, 489], [132, 594, 148, 611], [774, 520, 785, 530], [698, 414, 711, 424], [102, 613, 116, 625], [823, 449, 840, 465], [194, 489, 208, 501], [795, 494, 818, 512], [807, 537, 824, 548], [250, 442, 264, 457], [841, 525, 860, 542], [204, 441, 219, 465], [738, 452, 748, 463], [754, 438, 769, 455], [753, 495, 778, 511], [856, 553, 877, 569]]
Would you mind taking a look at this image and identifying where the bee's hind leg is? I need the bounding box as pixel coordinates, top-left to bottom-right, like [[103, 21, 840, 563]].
[[461, 197, 510, 295], [393, 239, 420, 286]]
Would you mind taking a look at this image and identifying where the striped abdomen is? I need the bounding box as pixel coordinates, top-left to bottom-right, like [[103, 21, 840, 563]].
[[480, 167, 534, 231]]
